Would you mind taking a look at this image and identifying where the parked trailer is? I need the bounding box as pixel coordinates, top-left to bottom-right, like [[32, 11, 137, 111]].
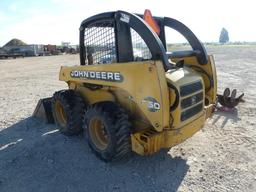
[[0, 53, 24, 59]]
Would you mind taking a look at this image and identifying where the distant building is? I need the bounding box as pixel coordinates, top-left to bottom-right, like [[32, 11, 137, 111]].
[[0, 47, 6, 54], [3, 39, 44, 56], [61, 42, 70, 47], [4, 44, 44, 56], [44, 44, 59, 55]]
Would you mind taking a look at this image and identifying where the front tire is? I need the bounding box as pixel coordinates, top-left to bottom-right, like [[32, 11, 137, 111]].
[[83, 103, 132, 161], [52, 90, 85, 136]]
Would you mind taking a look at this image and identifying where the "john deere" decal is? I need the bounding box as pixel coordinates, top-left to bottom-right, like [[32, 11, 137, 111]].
[[70, 70, 123, 82]]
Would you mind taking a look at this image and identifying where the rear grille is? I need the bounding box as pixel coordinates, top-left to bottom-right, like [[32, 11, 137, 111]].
[[181, 92, 203, 109], [179, 80, 204, 121], [181, 103, 203, 121], [180, 81, 203, 97]]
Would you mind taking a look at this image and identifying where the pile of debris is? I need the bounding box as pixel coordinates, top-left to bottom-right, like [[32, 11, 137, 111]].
[[4, 38, 27, 47], [0, 38, 79, 59]]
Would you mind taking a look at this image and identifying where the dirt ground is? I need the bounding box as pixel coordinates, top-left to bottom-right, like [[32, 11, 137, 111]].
[[0, 47, 255, 192]]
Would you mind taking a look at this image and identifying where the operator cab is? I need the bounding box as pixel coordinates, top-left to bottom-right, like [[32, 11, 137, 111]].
[[79, 10, 217, 114], [80, 10, 208, 71]]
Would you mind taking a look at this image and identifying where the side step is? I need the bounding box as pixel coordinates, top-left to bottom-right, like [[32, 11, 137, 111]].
[[33, 97, 54, 123]]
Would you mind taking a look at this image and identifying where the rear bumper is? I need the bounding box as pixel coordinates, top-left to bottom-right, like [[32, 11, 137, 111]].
[[162, 112, 205, 148], [131, 104, 214, 155], [163, 104, 214, 148]]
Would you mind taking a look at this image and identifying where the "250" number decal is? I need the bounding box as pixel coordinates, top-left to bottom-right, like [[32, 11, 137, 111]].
[[142, 97, 161, 112]]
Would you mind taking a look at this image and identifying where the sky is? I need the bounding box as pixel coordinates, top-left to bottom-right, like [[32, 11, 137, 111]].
[[0, 0, 256, 46]]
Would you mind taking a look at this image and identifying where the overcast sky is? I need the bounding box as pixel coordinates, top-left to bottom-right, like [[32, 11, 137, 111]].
[[0, 0, 255, 46]]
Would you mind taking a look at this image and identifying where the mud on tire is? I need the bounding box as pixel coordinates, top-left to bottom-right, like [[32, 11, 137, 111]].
[[83, 102, 132, 162], [52, 90, 85, 136]]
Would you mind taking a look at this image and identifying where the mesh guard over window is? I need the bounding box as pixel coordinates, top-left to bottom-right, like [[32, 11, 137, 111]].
[[131, 28, 152, 61], [84, 20, 116, 65]]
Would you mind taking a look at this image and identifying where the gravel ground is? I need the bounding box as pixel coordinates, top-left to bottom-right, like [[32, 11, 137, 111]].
[[0, 47, 255, 192]]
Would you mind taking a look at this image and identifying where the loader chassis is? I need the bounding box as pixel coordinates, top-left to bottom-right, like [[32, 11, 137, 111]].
[[35, 10, 217, 161]]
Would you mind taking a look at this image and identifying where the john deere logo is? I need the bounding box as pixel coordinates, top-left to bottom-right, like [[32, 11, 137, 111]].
[[191, 95, 197, 105], [70, 70, 123, 82]]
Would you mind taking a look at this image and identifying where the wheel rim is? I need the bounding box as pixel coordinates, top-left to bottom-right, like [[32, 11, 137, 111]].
[[89, 117, 108, 150], [54, 100, 67, 127]]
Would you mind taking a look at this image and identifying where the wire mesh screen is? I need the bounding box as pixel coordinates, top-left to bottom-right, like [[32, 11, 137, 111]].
[[131, 28, 152, 61], [84, 20, 116, 64]]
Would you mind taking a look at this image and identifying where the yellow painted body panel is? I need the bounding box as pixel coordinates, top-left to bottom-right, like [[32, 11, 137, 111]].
[[131, 104, 215, 155], [77, 86, 116, 104], [163, 111, 206, 147], [59, 61, 169, 132], [58, 55, 217, 155], [166, 67, 205, 128], [172, 55, 217, 105]]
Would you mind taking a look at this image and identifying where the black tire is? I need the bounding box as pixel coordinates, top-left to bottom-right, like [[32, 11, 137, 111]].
[[83, 102, 132, 161], [52, 90, 85, 136]]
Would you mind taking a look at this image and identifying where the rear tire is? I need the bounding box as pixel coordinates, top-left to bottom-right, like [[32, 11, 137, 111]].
[[83, 103, 132, 161], [52, 90, 85, 136]]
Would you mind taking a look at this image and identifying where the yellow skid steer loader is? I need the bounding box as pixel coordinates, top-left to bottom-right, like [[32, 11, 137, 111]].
[[33, 10, 243, 161]]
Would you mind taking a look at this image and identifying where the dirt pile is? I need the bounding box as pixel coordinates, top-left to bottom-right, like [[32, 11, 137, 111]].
[[3, 39, 27, 47]]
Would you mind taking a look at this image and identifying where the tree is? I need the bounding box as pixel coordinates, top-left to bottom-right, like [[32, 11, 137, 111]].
[[219, 28, 229, 43]]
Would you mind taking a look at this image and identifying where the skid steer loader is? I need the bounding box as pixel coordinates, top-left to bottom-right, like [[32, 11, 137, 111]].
[[33, 10, 242, 161]]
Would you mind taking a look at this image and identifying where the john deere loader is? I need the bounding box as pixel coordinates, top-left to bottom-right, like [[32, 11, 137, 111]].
[[33, 10, 242, 161]]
